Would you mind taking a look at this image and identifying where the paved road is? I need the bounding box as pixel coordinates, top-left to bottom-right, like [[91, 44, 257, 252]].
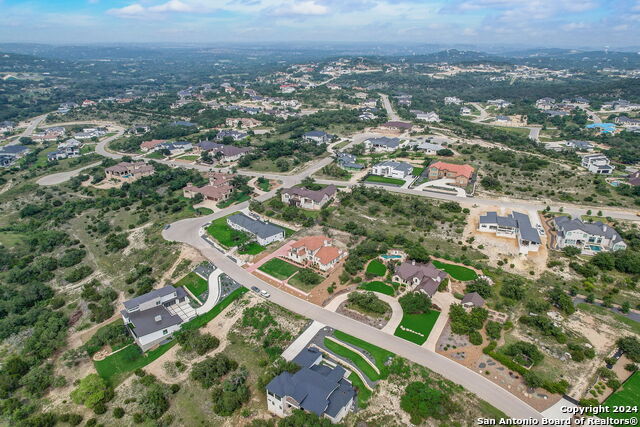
[[527, 126, 541, 142], [162, 209, 543, 419], [581, 107, 603, 124], [379, 93, 400, 121], [36, 162, 102, 186]]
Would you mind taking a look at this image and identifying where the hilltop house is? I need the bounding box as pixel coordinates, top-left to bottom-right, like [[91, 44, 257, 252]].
[[0, 145, 30, 167], [121, 286, 190, 351], [416, 142, 444, 155], [581, 154, 614, 174], [227, 213, 284, 246], [215, 130, 248, 141], [47, 138, 82, 161], [460, 106, 472, 115], [336, 152, 363, 170], [197, 141, 251, 162], [427, 161, 475, 187], [155, 141, 193, 156], [627, 171, 640, 186], [444, 96, 463, 105], [183, 173, 234, 203], [266, 347, 355, 423], [615, 116, 640, 127], [281, 185, 337, 210], [478, 211, 541, 254], [303, 131, 333, 144], [364, 137, 403, 152], [140, 139, 167, 152], [392, 260, 448, 297], [225, 118, 262, 128], [286, 235, 347, 271], [564, 140, 594, 151], [413, 111, 441, 122], [554, 217, 627, 255], [105, 162, 155, 182], [371, 161, 414, 179]]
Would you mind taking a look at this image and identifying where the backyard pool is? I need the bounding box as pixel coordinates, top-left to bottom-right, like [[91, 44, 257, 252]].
[[380, 254, 402, 260]]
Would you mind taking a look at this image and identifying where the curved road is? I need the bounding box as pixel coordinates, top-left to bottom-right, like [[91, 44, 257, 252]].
[[163, 208, 544, 420]]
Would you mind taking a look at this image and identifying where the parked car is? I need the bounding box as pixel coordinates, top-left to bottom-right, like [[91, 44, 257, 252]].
[[250, 286, 260, 293], [260, 290, 270, 298]]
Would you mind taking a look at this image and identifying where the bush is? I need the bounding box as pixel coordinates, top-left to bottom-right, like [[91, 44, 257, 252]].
[[70, 374, 112, 410], [191, 355, 238, 389], [347, 291, 388, 315], [400, 381, 459, 424], [485, 321, 502, 340], [469, 331, 483, 345], [92, 402, 107, 415], [503, 341, 544, 366], [113, 407, 125, 419], [617, 336, 640, 362], [176, 330, 220, 355], [465, 278, 492, 299], [523, 371, 544, 389], [398, 292, 431, 314]]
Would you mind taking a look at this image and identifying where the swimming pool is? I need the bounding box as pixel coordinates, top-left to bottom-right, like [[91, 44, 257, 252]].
[[589, 245, 602, 252], [380, 254, 402, 260]]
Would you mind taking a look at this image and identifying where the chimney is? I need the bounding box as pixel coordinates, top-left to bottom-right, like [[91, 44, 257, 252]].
[[603, 225, 607, 232], [412, 260, 416, 265], [154, 315, 162, 323]]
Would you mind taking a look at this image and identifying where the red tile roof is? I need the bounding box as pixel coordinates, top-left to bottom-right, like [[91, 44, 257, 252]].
[[429, 161, 475, 179], [315, 246, 341, 265]]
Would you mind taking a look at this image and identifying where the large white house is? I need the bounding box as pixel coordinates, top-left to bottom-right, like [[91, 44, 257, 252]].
[[371, 161, 414, 179], [554, 216, 627, 255], [227, 213, 285, 246], [281, 185, 337, 210], [266, 347, 355, 424], [364, 137, 404, 152], [121, 286, 190, 351], [478, 211, 541, 254], [581, 154, 614, 174]]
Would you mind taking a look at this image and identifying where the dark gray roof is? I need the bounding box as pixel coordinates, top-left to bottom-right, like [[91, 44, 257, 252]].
[[282, 185, 337, 203], [123, 285, 178, 311], [0, 145, 29, 156], [462, 292, 485, 307], [266, 356, 354, 418], [395, 262, 447, 289], [367, 137, 401, 149], [497, 215, 518, 228], [304, 131, 330, 138], [554, 216, 624, 243], [292, 347, 322, 368], [123, 305, 182, 337], [479, 211, 498, 224], [512, 211, 541, 244], [227, 213, 284, 240], [171, 120, 197, 127], [375, 160, 413, 173]]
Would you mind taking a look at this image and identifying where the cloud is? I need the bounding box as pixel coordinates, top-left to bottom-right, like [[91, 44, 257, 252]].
[[107, 3, 146, 18], [271, 1, 329, 16], [107, 0, 195, 18]]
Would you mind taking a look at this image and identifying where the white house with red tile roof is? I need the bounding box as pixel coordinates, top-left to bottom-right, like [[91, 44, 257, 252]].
[[286, 235, 347, 272], [427, 161, 475, 187]]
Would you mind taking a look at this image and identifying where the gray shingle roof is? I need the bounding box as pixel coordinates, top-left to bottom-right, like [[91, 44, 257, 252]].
[[123, 285, 178, 311], [375, 160, 413, 174], [227, 213, 284, 240], [512, 211, 541, 244], [554, 216, 624, 243], [282, 185, 337, 203], [367, 137, 401, 149], [462, 292, 485, 307], [123, 305, 182, 337]]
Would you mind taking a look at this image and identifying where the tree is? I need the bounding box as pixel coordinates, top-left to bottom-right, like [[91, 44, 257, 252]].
[[549, 287, 575, 315], [70, 374, 112, 410], [190, 355, 238, 388], [277, 409, 335, 427], [480, 176, 501, 190], [295, 269, 322, 286], [523, 371, 544, 389], [617, 336, 640, 362], [485, 321, 502, 340], [398, 292, 432, 314], [500, 277, 526, 300], [466, 278, 492, 299], [562, 246, 581, 257], [140, 384, 169, 419], [400, 381, 458, 424], [436, 148, 454, 156]]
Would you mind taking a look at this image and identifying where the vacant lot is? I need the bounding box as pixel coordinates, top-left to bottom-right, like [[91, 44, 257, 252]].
[[432, 260, 478, 281], [394, 311, 441, 345], [258, 258, 300, 280]]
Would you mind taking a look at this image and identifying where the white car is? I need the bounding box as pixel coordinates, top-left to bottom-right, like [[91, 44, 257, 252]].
[[260, 290, 270, 298]]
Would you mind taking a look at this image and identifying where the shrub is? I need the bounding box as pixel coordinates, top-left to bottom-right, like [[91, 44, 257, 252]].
[[113, 407, 125, 419], [191, 355, 238, 388], [398, 292, 431, 314], [347, 291, 388, 315]]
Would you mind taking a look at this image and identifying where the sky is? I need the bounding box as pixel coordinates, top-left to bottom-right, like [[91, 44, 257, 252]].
[[0, 0, 639, 48]]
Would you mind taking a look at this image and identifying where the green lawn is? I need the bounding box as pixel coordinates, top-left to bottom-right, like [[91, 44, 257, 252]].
[[366, 259, 387, 276], [175, 272, 208, 302], [217, 193, 251, 209], [324, 337, 380, 381], [195, 207, 213, 215], [238, 242, 266, 255], [412, 167, 425, 176], [359, 281, 395, 296], [257, 180, 271, 192], [288, 270, 324, 292], [94, 288, 247, 385], [333, 330, 394, 372], [177, 155, 199, 161], [601, 371, 640, 421], [258, 258, 300, 280], [145, 151, 164, 159], [365, 175, 406, 186], [432, 260, 478, 281], [349, 372, 372, 407], [206, 213, 249, 248], [394, 311, 441, 345]]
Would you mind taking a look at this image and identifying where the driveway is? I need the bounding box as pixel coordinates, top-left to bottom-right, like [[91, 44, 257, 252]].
[[324, 291, 403, 334]]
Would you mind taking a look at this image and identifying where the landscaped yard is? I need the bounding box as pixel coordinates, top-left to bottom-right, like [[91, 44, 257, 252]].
[[366, 259, 387, 276], [358, 281, 395, 296], [195, 207, 213, 215], [206, 213, 249, 248], [258, 258, 300, 280], [288, 270, 324, 292], [176, 272, 208, 302], [601, 371, 640, 421], [432, 260, 478, 281], [365, 175, 406, 186], [324, 337, 381, 381], [238, 242, 266, 255], [412, 166, 425, 176], [349, 372, 371, 406], [177, 155, 199, 161], [333, 330, 393, 372], [145, 151, 165, 159], [394, 311, 440, 345], [217, 193, 251, 209]]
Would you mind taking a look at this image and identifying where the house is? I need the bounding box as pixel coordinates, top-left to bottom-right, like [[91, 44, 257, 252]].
[[627, 171, 640, 186], [0, 121, 15, 133], [286, 235, 347, 271], [460, 106, 472, 115], [392, 260, 447, 297], [564, 140, 594, 151], [170, 120, 197, 127], [121, 286, 189, 351], [196, 141, 251, 162], [303, 131, 332, 144], [225, 118, 262, 128], [266, 347, 355, 423], [58, 102, 78, 113], [47, 139, 82, 161], [82, 99, 96, 107], [129, 124, 151, 134], [227, 213, 285, 246], [183, 182, 233, 202], [415, 111, 441, 122], [536, 98, 556, 110], [554, 216, 627, 255], [380, 121, 413, 131], [545, 110, 569, 118], [371, 161, 414, 179], [495, 115, 510, 123], [336, 152, 363, 170], [215, 130, 248, 141], [478, 211, 541, 253], [444, 96, 462, 105], [105, 162, 155, 182], [462, 292, 485, 309], [0, 155, 15, 167], [0, 144, 30, 159], [155, 141, 193, 156], [140, 139, 167, 152], [615, 116, 640, 127], [281, 185, 337, 210], [395, 94, 412, 106], [427, 161, 475, 187], [364, 137, 403, 152], [358, 111, 376, 121], [416, 142, 444, 155], [487, 99, 511, 109], [581, 154, 614, 174]]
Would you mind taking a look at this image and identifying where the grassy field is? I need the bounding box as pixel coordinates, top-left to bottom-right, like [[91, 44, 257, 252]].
[[258, 258, 300, 280], [601, 371, 640, 421], [412, 166, 425, 176], [366, 259, 387, 276], [365, 175, 406, 186], [195, 207, 213, 215], [491, 126, 531, 136], [358, 281, 395, 296], [288, 270, 324, 292], [394, 311, 440, 345], [238, 242, 266, 255], [348, 372, 372, 407], [217, 193, 251, 208], [324, 337, 381, 381], [146, 151, 164, 159], [175, 272, 208, 302], [206, 213, 249, 248], [177, 155, 199, 161], [432, 260, 478, 281], [333, 330, 393, 372]]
